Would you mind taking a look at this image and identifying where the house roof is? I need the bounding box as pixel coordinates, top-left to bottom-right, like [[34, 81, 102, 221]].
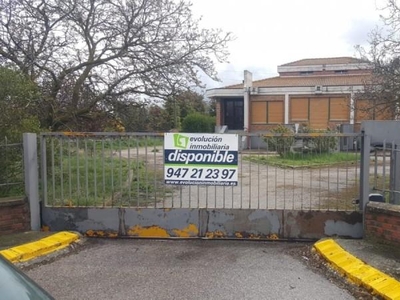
[[279, 57, 367, 67], [225, 73, 371, 89]]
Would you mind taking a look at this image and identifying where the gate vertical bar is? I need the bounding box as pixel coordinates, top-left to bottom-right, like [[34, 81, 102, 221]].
[[127, 138, 131, 207], [24, 133, 40, 231], [119, 138, 123, 207], [84, 138, 89, 205], [390, 141, 400, 204], [359, 132, 370, 213], [60, 138, 64, 206], [76, 138, 80, 205], [40, 134, 48, 206], [68, 139, 72, 202], [51, 138, 55, 204], [93, 139, 97, 206]]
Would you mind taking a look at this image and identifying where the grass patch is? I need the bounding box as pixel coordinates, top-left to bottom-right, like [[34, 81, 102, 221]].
[[50, 136, 163, 156], [95, 136, 163, 149], [244, 152, 359, 168], [46, 153, 172, 207]]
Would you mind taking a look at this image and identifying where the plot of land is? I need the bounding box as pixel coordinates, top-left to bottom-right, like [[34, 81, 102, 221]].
[[44, 138, 389, 210]]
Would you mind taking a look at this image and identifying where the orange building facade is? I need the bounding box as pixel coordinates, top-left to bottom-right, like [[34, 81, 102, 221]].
[[206, 57, 392, 133]]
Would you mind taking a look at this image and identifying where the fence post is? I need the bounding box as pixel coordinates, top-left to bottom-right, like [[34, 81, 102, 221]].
[[390, 141, 400, 204], [359, 132, 370, 213], [23, 133, 40, 231]]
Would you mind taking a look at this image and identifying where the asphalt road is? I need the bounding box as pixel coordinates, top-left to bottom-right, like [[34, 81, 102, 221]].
[[25, 239, 354, 300]]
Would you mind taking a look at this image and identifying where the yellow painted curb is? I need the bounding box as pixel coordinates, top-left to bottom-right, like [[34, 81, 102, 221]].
[[314, 239, 400, 300], [0, 232, 80, 263]]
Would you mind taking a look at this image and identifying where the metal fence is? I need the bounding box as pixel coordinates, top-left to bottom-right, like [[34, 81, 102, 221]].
[[369, 140, 400, 204], [0, 137, 24, 197], [40, 132, 362, 211]]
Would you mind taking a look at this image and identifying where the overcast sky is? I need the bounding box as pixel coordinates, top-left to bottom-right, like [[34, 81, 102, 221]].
[[190, 0, 387, 89]]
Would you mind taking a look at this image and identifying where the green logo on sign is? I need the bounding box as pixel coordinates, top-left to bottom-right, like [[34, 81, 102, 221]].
[[173, 134, 189, 149]]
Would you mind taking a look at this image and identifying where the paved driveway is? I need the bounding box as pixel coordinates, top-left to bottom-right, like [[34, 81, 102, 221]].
[[26, 239, 354, 300]]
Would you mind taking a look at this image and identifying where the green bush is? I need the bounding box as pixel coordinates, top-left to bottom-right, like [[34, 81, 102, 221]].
[[263, 124, 338, 157], [300, 126, 337, 153], [0, 68, 42, 197], [181, 113, 215, 133], [263, 125, 294, 157]]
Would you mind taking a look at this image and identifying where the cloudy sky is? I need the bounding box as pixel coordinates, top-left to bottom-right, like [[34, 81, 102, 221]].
[[190, 0, 387, 89]]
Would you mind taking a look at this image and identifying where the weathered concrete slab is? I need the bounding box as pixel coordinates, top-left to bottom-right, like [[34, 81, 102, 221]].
[[42, 207, 363, 240], [42, 207, 199, 238], [204, 209, 282, 239], [284, 210, 363, 239]]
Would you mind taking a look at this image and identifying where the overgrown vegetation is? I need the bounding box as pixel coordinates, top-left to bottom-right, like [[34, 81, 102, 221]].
[[244, 152, 358, 168], [46, 149, 171, 207], [0, 68, 42, 197], [299, 126, 337, 154], [0, 141, 24, 197], [263, 125, 294, 157], [72, 136, 164, 152], [263, 125, 338, 157], [181, 113, 215, 133]]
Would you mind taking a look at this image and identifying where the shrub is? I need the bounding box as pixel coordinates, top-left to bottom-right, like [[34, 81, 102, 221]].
[[263, 125, 294, 157], [300, 125, 337, 153], [181, 113, 215, 133]]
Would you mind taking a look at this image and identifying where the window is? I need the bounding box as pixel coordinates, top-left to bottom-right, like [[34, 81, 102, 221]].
[[268, 101, 284, 123], [300, 71, 314, 75], [329, 98, 349, 121], [290, 96, 350, 128], [290, 98, 309, 122], [251, 102, 267, 124], [251, 101, 284, 124]]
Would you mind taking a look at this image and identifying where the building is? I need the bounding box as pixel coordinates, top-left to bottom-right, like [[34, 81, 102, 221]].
[[206, 57, 390, 134]]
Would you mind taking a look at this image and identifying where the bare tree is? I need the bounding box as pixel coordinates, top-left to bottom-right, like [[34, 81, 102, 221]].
[[356, 0, 400, 119], [0, 0, 232, 130]]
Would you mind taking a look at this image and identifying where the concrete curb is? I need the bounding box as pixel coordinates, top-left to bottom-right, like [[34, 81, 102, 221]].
[[314, 239, 400, 300], [0, 231, 80, 263]]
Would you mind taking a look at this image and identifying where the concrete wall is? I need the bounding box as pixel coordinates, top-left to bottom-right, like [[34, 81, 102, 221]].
[[365, 202, 400, 245], [361, 121, 400, 146], [0, 197, 30, 234], [42, 207, 363, 240]]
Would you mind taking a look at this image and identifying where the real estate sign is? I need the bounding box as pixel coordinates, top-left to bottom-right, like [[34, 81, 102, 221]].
[[164, 133, 238, 186]]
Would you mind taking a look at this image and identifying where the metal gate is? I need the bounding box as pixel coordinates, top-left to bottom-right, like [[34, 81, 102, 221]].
[[40, 132, 364, 240]]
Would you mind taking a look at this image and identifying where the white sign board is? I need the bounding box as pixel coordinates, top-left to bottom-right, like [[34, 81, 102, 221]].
[[164, 133, 238, 186]]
